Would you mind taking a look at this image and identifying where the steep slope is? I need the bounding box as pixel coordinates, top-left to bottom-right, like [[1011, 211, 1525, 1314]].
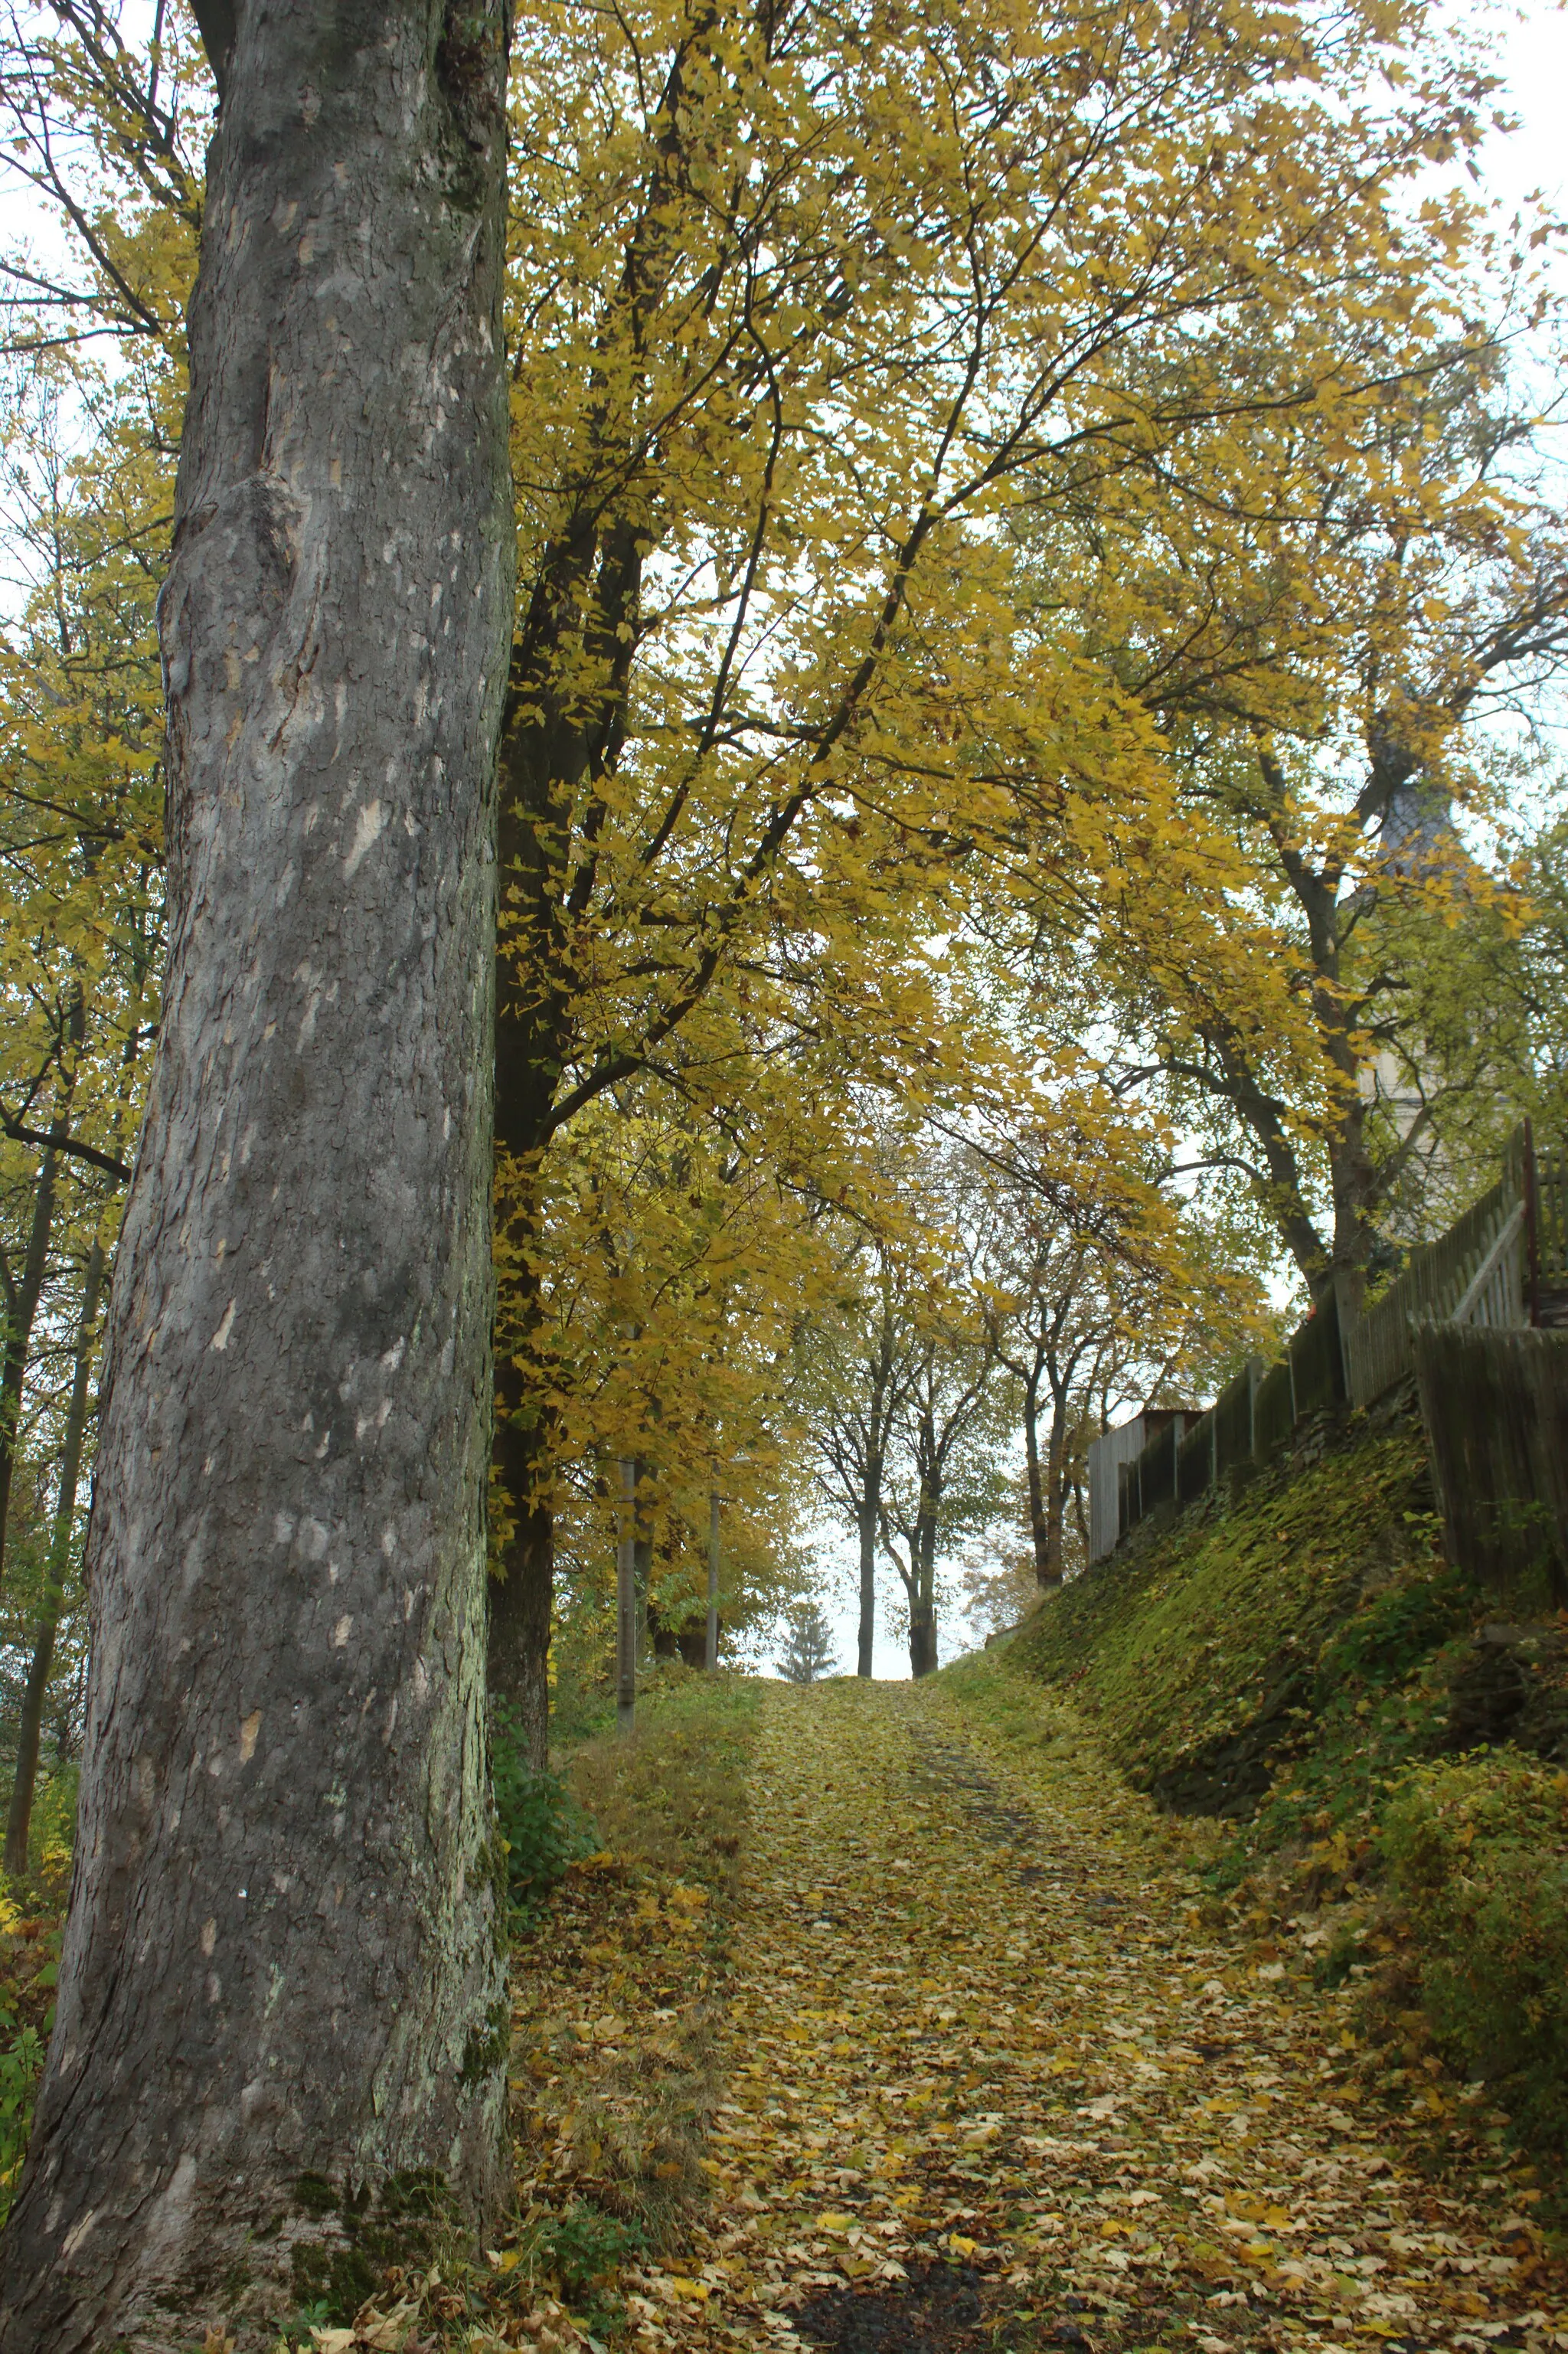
[[1009, 1397, 1458, 1820], [985, 1391, 1568, 2182]]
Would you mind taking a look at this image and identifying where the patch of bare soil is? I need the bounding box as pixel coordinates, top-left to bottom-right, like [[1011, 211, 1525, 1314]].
[[797, 2258, 987, 2350]]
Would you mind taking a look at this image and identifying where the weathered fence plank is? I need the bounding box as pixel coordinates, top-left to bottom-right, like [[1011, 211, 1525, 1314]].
[[1414, 1326, 1568, 1605], [1344, 1176, 1517, 1406], [1528, 1125, 1568, 1312]]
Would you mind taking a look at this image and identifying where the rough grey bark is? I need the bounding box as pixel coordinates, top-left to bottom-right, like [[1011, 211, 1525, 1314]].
[[0, 3, 514, 2346], [3, 1237, 103, 1878]]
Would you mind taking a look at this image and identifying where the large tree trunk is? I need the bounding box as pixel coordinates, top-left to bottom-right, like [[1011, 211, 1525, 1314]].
[[489, 819, 568, 1731], [3, 1238, 103, 1878], [0, 5, 514, 2345], [484, 494, 645, 1733], [0, 1143, 60, 1602]]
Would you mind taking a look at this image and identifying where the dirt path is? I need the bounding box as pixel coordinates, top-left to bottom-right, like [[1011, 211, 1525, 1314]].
[[624, 1678, 1561, 2354]]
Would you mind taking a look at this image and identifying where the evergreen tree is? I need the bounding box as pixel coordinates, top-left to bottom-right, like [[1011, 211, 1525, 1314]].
[[777, 1600, 839, 1685]]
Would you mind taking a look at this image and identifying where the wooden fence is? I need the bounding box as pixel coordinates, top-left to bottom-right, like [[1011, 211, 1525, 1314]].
[[1112, 1120, 1562, 1551], [1341, 1177, 1517, 1405], [1527, 1128, 1567, 1318], [1415, 1325, 1568, 1606]]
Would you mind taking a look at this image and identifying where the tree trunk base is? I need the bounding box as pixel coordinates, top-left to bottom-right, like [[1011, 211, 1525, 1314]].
[[909, 1616, 939, 1678]]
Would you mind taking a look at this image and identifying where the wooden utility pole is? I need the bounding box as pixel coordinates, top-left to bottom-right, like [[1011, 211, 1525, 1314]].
[[707, 1483, 721, 1671], [617, 1457, 638, 1733]]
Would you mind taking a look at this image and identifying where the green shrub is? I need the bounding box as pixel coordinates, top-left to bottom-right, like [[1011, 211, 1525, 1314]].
[[491, 1705, 598, 1921], [1382, 1752, 1568, 2162], [521, 2198, 646, 2302], [0, 2014, 43, 2227], [28, 1764, 79, 1875], [1311, 1558, 1469, 1699]]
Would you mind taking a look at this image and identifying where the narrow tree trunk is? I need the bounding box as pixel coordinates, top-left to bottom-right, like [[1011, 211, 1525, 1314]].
[[706, 1484, 720, 1671], [0, 1145, 60, 1602], [616, 1457, 637, 1734], [908, 1494, 940, 1679], [1328, 1088, 1383, 1287], [1021, 1367, 1053, 1587], [1042, 1400, 1067, 1587], [4, 1238, 104, 1878], [632, 1453, 655, 1637], [488, 1375, 554, 1769], [0, 6, 514, 2343], [856, 1476, 880, 1678], [854, 1345, 892, 1676]]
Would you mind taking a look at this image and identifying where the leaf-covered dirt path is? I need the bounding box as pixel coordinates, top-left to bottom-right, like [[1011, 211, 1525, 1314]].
[[622, 1678, 1563, 2354]]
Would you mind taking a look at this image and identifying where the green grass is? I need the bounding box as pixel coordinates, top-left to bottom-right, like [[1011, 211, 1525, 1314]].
[[1007, 1417, 1443, 1799], [564, 1664, 758, 1897], [1383, 1752, 1568, 2166]]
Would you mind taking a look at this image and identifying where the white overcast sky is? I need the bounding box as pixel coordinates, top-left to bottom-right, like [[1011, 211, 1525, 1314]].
[[1475, 3, 1568, 234]]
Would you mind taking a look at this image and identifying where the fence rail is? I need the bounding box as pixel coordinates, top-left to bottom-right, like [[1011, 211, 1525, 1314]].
[[1342, 1178, 1516, 1406], [1451, 1202, 1524, 1330]]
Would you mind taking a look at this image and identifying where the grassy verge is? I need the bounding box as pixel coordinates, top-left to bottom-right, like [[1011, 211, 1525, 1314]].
[[4, 1672, 756, 2353], [500, 1667, 760, 2347], [944, 1398, 1568, 2202]]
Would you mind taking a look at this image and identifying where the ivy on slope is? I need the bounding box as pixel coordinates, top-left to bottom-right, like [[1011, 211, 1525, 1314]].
[[1009, 1408, 1447, 1821]]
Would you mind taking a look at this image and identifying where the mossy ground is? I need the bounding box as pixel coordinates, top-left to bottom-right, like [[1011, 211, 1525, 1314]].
[[1008, 1404, 1446, 1813]]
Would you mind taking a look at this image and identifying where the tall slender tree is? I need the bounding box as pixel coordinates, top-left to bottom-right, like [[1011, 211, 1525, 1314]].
[[809, 1252, 912, 1677], [0, 5, 515, 2346], [0, 1139, 60, 1600], [880, 1293, 1003, 1679]]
